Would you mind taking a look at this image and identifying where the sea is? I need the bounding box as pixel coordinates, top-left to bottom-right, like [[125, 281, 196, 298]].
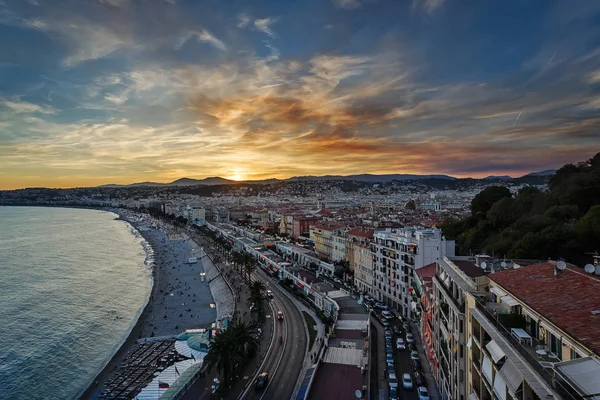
[[0, 207, 152, 400]]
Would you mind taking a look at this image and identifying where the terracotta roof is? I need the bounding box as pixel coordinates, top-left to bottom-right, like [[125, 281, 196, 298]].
[[453, 260, 486, 278], [347, 226, 374, 239], [416, 262, 437, 280], [491, 262, 600, 356]]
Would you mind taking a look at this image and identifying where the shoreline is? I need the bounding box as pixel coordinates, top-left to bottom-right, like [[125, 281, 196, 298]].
[[79, 212, 160, 400], [81, 210, 219, 399]]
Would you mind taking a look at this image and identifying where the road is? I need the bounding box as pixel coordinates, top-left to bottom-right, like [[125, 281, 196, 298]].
[[374, 317, 420, 400], [241, 269, 307, 400]]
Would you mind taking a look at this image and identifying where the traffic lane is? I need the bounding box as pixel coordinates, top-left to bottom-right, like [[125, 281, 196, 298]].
[[242, 296, 285, 400], [390, 322, 419, 400], [261, 278, 307, 400]]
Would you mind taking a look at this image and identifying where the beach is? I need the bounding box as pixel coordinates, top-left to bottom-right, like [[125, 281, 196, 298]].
[[82, 211, 227, 399]]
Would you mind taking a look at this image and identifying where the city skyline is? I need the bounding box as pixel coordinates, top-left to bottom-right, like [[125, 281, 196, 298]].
[[1, 0, 600, 189]]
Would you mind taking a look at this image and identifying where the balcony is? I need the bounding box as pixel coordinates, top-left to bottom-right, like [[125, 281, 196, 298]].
[[434, 275, 465, 313], [473, 301, 582, 400]]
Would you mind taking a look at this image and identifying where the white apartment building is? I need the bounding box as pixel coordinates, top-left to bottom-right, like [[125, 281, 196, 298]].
[[373, 227, 455, 317], [187, 204, 205, 225]]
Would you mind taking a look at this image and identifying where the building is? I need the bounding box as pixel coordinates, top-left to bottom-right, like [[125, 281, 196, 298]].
[[346, 227, 375, 271], [373, 227, 455, 317], [292, 216, 318, 238], [187, 204, 205, 225], [353, 242, 376, 295], [465, 261, 600, 400], [413, 262, 437, 378], [331, 231, 347, 263], [310, 223, 346, 261], [433, 257, 488, 400]]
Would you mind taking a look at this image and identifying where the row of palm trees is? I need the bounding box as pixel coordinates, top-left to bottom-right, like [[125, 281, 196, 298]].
[[200, 227, 270, 393]]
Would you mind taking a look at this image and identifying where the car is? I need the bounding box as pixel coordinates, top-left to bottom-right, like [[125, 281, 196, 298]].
[[389, 387, 399, 400], [393, 326, 400, 335], [382, 310, 393, 319], [277, 311, 284, 320], [385, 339, 393, 348], [387, 362, 395, 376], [375, 302, 388, 310], [255, 372, 269, 390], [414, 371, 424, 386], [403, 321, 410, 330], [382, 320, 391, 328], [411, 350, 419, 360], [412, 359, 421, 371], [386, 353, 395, 364], [402, 373, 413, 390], [396, 338, 406, 350], [406, 332, 414, 343], [266, 290, 273, 298], [388, 372, 398, 388], [385, 331, 392, 339], [386, 345, 394, 354], [417, 386, 430, 400]]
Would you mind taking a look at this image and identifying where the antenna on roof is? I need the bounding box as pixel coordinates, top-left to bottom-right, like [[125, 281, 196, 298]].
[[584, 264, 595, 274], [554, 261, 567, 276]]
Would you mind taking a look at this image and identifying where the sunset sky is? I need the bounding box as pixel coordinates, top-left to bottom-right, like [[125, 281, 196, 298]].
[[1, 0, 599, 189]]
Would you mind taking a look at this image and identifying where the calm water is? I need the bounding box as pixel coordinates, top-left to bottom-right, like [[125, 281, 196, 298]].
[[0, 207, 152, 400]]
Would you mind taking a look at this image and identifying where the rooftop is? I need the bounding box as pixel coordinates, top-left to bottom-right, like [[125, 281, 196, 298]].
[[416, 262, 437, 280], [308, 363, 366, 400], [491, 262, 600, 356], [347, 226, 374, 239], [453, 259, 486, 278]]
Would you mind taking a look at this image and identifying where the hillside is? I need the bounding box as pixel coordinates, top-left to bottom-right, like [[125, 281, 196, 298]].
[[441, 153, 600, 266]]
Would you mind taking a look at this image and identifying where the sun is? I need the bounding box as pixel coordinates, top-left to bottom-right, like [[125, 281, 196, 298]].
[[230, 170, 245, 181]]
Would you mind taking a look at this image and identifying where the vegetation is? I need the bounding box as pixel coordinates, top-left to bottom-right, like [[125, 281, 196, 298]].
[[248, 280, 267, 314], [441, 153, 600, 266], [203, 319, 260, 390], [302, 311, 317, 350]]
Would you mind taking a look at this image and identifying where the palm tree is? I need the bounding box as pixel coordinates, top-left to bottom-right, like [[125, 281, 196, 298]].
[[248, 280, 267, 313], [203, 319, 260, 388], [241, 252, 255, 282]]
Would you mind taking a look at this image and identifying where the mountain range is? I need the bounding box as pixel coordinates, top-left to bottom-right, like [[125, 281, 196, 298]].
[[101, 170, 556, 188]]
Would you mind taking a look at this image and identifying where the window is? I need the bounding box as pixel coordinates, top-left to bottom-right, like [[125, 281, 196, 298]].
[[459, 319, 464, 334], [571, 349, 582, 360]]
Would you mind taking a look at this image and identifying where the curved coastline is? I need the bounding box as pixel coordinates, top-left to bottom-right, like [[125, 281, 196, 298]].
[[78, 211, 155, 400]]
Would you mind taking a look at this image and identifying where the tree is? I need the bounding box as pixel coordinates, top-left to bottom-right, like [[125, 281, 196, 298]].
[[470, 186, 512, 217], [248, 280, 267, 313], [203, 319, 260, 389]]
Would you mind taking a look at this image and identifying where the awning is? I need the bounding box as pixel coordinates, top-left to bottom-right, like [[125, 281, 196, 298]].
[[482, 355, 493, 384], [466, 336, 473, 349], [490, 286, 507, 297], [500, 360, 523, 395], [486, 340, 506, 363], [467, 392, 480, 400], [493, 371, 508, 400], [554, 357, 600, 398], [501, 295, 519, 307]]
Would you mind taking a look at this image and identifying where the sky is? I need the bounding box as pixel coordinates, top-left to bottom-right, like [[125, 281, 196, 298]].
[[1, 0, 600, 189]]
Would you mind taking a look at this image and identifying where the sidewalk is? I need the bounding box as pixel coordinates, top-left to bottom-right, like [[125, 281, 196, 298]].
[[409, 320, 440, 400]]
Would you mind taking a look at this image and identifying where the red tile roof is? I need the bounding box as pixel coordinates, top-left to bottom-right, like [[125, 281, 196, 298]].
[[347, 226, 374, 239], [491, 262, 600, 356], [416, 262, 437, 280]]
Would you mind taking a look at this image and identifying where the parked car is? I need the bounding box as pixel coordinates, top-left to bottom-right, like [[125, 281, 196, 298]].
[[375, 302, 388, 309], [255, 372, 269, 391], [396, 338, 406, 350], [417, 386, 430, 400], [403, 321, 410, 330], [382, 310, 393, 320], [385, 331, 392, 339], [386, 345, 394, 354], [414, 371, 424, 386], [393, 326, 400, 335], [386, 352, 395, 364], [387, 362, 395, 376], [411, 350, 419, 360], [402, 373, 413, 390], [412, 359, 421, 371], [389, 387, 399, 400], [406, 332, 414, 343], [386, 338, 393, 348], [388, 372, 398, 388], [382, 320, 391, 328]]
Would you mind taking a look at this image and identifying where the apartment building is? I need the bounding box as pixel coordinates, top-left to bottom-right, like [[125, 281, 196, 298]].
[[292, 216, 318, 238], [433, 257, 488, 400], [346, 227, 375, 270], [353, 242, 376, 295], [310, 223, 346, 260], [466, 261, 600, 400], [414, 263, 437, 376], [331, 231, 347, 262], [373, 227, 455, 317]]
